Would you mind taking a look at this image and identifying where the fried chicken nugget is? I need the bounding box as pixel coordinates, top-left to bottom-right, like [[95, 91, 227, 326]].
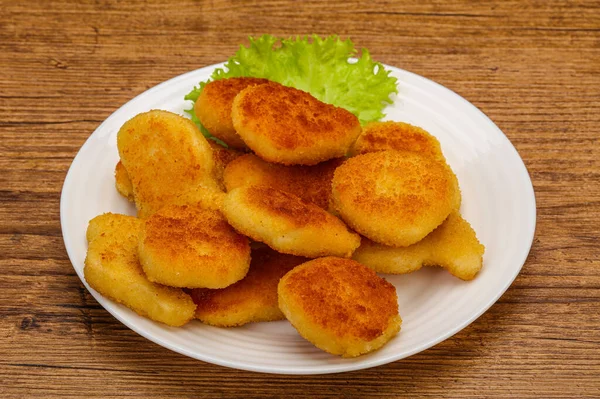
[[117, 110, 219, 218], [138, 203, 251, 289], [231, 83, 362, 165], [350, 121, 445, 160], [84, 213, 196, 327], [223, 153, 343, 210], [349, 121, 462, 210], [114, 141, 241, 201], [115, 161, 134, 202], [195, 77, 271, 149], [189, 247, 307, 327], [353, 211, 485, 280], [332, 151, 458, 247], [222, 186, 361, 258], [278, 257, 401, 358]]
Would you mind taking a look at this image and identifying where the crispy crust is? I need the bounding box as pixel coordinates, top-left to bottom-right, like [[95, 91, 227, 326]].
[[138, 204, 251, 289], [222, 186, 361, 258], [189, 247, 307, 327], [231, 83, 361, 165], [278, 257, 401, 357], [117, 110, 219, 218], [84, 213, 196, 327], [354, 211, 485, 280], [332, 150, 458, 247], [114, 141, 241, 201], [223, 153, 343, 210], [350, 121, 445, 160], [195, 77, 270, 149]]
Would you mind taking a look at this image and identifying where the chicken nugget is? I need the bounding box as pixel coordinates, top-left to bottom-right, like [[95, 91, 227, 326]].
[[117, 110, 219, 218], [138, 203, 251, 289], [350, 121, 445, 160], [195, 77, 270, 149], [209, 140, 244, 189], [84, 213, 196, 327], [114, 161, 134, 202], [189, 247, 307, 327], [222, 186, 360, 258], [231, 83, 361, 165], [278, 257, 401, 358], [114, 141, 240, 201], [332, 151, 458, 247], [223, 153, 343, 210], [353, 211, 485, 280], [349, 121, 462, 210]]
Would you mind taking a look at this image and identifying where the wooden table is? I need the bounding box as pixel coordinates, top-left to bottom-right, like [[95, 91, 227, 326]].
[[1, 1, 599, 397]]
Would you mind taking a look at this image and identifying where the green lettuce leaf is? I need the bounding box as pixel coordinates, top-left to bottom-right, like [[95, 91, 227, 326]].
[[184, 34, 398, 140]]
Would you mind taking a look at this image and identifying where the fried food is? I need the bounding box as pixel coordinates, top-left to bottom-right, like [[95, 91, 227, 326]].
[[113, 141, 240, 201], [332, 150, 458, 247], [278, 257, 401, 358], [84, 213, 196, 327], [231, 83, 362, 165], [195, 77, 270, 149], [223, 153, 343, 210], [353, 211, 484, 280], [349, 121, 462, 211], [138, 203, 251, 289], [117, 110, 219, 218], [189, 247, 307, 327], [350, 121, 445, 160], [115, 161, 134, 202], [222, 186, 361, 258], [209, 140, 243, 189]]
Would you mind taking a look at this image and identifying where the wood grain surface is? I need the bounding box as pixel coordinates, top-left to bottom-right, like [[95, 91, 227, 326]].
[[1, 0, 599, 397]]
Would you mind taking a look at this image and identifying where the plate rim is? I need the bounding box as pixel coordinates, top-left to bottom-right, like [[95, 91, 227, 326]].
[[60, 62, 537, 375]]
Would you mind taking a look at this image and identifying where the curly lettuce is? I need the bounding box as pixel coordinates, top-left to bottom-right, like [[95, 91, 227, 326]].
[[185, 34, 398, 140]]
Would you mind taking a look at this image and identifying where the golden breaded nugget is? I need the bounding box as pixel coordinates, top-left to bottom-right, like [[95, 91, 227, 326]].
[[189, 247, 307, 327], [231, 83, 362, 165], [353, 211, 485, 280], [113, 141, 240, 201], [209, 140, 244, 189], [117, 110, 219, 218], [138, 203, 251, 289], [195, 77, 270, 149], [222, 186, 361, 258], [223, 153, 343, 210], [84, 213, 196, 327], [349, 121, 462, 211], [278, 257, 401, 358], [350, 121, 445, 160], [332, 151, 458, 247], [114, 161, 134, 202]]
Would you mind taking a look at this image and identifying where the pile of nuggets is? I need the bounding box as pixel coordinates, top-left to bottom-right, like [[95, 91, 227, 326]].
[[84, 78, 485, 358]]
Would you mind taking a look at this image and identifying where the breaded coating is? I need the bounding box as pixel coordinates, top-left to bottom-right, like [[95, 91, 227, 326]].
[[117, 110, 219, 218], [113, 141, 240, 201], [114, 161, 134, 202], [195, 77, 270, 149], [223, 153, 343, 210], [278, 257, 401, 358], [231, 83, 362, 165], [349, 121, 462, 211], [332, 151, 458, 247], [350, 121, 445, 160], [84, 213, 196, 327], [138, 203, 251, 289], [222, 186, 361, 258], [353, 211, 485, 280], [209, 140, 244, 189], [189, 247, 307, 327]]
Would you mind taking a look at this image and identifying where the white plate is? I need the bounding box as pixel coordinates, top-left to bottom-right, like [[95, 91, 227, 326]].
[[60, 63, 536, 374]]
